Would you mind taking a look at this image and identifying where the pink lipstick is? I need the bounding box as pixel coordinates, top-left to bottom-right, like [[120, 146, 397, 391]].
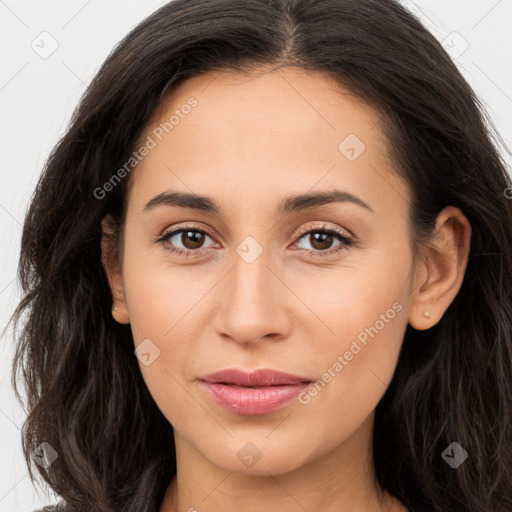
[[198, 368, 312, 415]]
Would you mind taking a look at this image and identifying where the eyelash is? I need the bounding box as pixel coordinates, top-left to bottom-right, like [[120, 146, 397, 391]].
[[156, 223, 354, 258]]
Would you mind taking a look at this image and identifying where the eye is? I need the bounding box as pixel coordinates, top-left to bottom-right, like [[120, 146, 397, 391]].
[[156, 223, 354, 258], [291, 224, 354, 257], [157, 224, 217, 257]]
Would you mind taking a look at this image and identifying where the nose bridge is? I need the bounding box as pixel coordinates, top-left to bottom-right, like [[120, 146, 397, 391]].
[[214, 238, 291, 343], [231, 244, 271, 304]]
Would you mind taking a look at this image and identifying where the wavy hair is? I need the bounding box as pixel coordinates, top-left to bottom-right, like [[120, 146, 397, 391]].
[[8, 0, 512, 511]]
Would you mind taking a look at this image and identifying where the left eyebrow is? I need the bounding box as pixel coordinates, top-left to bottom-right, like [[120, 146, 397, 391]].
[[279, 189, 374, 214], [143, 188, 374, 215]]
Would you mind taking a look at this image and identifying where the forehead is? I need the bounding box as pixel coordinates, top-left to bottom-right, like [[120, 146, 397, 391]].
[[147, 66, 383, 146], [126, 66, 409, 219]]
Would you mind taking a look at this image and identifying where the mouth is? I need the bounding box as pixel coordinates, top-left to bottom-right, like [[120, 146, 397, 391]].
[[198, 368, 313, 415], [199, 368, 312, 387]]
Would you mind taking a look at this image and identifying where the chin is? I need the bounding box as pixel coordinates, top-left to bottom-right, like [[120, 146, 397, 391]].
[[201, 438, 313, 476]]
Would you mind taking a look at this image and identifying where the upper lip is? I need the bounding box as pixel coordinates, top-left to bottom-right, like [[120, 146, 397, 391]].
[[199, 368, 312, 387]]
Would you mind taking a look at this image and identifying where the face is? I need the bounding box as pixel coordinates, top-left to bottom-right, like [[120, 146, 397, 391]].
[[110, 66, 416, 475]]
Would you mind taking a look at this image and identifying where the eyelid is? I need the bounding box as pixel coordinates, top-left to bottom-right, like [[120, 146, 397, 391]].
[[159, 222, 216, 240], [294, 222, 352, 240]]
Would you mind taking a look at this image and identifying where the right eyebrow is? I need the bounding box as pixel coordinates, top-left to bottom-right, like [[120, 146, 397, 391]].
[[144, 190, 219, 214]]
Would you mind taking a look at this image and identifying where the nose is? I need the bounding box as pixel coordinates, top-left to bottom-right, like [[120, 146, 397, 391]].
[[212, 248, 294, 346]]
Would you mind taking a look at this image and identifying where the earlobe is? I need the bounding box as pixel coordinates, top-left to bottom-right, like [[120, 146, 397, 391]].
[[408, 206, 471, 330], [111, 301, 130, 324], [408, 305, 435, 330], [101, 215, 130, 324]]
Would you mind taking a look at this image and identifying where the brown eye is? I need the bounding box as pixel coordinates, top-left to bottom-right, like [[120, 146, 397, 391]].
[[178, 230, 206, 249], [304, 232, 336, 251], [293, 225, 354, 257], [159, 227, 216, 254]]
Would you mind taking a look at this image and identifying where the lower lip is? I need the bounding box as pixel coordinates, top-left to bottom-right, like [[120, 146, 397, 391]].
[[199, 381, 310, 415]]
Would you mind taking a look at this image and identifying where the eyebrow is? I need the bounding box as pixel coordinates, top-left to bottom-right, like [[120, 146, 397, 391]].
[[143, 188, 374, 215]]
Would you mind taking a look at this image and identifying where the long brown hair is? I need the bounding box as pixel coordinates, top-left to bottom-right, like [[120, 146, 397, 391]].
[[8, 1, 512, 511]]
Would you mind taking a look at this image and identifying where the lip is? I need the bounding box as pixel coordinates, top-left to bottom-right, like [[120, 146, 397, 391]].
[[200, 368, 311, 386], [198, 368, 312, 415]]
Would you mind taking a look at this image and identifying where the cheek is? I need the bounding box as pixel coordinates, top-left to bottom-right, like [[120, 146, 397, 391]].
[[123, 270, 201, 426], [297, 241, 411, 408], [292, 293, 408, 449], [136, 358, 205, 439], [123, 264, 205, 379], [296, 235, 411, 345], [121, 229, 210, 344]]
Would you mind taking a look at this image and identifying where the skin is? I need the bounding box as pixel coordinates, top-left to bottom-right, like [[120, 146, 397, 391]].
[[101, 66, 471, 512]]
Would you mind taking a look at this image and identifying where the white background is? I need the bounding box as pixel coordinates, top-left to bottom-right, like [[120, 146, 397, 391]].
[[1, 1, 511, 510]]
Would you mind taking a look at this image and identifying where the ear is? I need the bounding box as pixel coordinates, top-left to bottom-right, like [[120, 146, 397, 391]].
[[101, 215, 130, 324], [408, 206, 471, 330]]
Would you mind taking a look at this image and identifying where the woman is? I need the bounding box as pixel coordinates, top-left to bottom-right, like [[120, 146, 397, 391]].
[[10, 0, 512, 511]]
